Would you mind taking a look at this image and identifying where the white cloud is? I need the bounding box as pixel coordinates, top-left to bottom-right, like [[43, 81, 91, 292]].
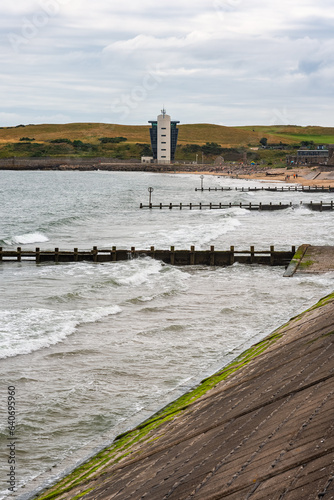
[[0, 0, 333, 126]]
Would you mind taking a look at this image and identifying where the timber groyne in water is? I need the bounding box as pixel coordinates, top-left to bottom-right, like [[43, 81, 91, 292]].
[[195, 185, 334, 192], [140, 201, 334, 211], [0, 245, 295, 266]]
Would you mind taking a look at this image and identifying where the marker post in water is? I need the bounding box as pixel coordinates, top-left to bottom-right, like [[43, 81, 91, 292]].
[[148, 187, 154, 207]]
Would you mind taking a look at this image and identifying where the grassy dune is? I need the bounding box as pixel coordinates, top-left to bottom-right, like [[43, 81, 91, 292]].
[[2, 122, 334, 147], [0, 123, 150, 144], [1, 122, 334, 163], [239, 125, 334, 145]]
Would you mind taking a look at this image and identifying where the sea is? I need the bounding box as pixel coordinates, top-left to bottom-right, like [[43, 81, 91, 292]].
[[0, 169, 333, 499]]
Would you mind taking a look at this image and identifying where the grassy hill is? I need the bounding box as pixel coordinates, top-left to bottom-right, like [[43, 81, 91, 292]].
[[1, 122, 334, 164]]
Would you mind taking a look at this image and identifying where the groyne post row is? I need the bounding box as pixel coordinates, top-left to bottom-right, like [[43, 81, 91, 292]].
[[140, 201, 334, 211], [0, 246, 295, 266], [195, 186, 334, 192]]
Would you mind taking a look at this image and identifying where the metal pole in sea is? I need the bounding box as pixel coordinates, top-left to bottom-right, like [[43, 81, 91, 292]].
[[148, 187, 154, 206]]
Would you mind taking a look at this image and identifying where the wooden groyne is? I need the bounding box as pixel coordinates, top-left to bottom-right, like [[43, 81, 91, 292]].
[[0, 245, 295, 267], [195, 185, 334, 192], [140, 201, 334, 211]]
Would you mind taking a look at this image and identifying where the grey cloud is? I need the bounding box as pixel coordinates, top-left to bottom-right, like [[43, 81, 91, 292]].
[[0, 0, 333, 126]]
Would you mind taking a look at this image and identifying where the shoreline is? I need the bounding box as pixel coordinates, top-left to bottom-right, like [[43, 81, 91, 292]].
[[2, 162, 334, 187], [175, 167, 334, 187]]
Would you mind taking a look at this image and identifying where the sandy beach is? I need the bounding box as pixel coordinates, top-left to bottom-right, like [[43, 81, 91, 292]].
[[189, 166, 334, 187]]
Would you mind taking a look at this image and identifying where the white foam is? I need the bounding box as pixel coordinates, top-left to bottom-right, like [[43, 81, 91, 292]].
[[0, 305, 121, 359], [8, 232, 49, 245]]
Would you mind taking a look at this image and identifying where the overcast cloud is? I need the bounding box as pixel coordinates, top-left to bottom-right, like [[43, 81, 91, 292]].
[[1, 0, 334, 127]]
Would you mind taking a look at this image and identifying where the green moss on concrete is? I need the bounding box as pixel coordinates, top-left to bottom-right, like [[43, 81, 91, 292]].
[[299, 259, 315, 268], [71, 489, 93, 500], [307, 292, 334, 311]]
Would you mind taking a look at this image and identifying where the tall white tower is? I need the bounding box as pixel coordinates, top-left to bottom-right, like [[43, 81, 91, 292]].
[[157, 108, 171, 164], [148, 109, 179, 164]]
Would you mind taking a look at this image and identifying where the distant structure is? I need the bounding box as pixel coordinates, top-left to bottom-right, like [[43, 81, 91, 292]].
[[148, 109, 179, 164], [286, 144, 334, 167]]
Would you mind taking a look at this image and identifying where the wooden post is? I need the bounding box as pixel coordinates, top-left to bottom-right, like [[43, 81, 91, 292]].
[[74, 248, 78, 262], [180, 203, 182, 209], [170, 246, 175, 265], [259, 202, 262, 210], [93, 246, 98, 263], [190, 245, 195, 265], [250, 245, 254, 264], [199, 202, 202, 210], [210, 202, 212, 209], [230, 245, 235, 265], [270, 245, 275, 266], [169, 203, 172, 209], [292, 245, 296, 254], [55, 247, 59, 263], [150, 246, 155, 260], [210, 245, 215, 266], [0, 247, 2, 262], [160, 203, 162, 209], [36, 247, 40, 264], [190, 203, 192, 210], [17, 247, 21, 262], [140, 203, 143, 208], [112, 246, 117, 261]]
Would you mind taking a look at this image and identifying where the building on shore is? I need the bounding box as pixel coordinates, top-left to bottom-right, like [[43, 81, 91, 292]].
[[148, 109, 179, 164], [286, 144, 334, 167]]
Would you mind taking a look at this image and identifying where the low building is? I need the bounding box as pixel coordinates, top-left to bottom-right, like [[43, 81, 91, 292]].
[[286, 145, 334, 166], [141, 156, 154, 164]]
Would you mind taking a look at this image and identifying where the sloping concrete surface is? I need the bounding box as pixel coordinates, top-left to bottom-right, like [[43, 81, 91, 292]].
[[36, 294, 334, 500], [295, 246, 334, 275]]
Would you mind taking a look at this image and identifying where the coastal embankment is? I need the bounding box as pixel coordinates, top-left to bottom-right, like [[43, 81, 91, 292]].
[[32, 292, 334, 500]]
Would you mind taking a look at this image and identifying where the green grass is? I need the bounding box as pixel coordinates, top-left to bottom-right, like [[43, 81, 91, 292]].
[[1, 122, 334, 163]]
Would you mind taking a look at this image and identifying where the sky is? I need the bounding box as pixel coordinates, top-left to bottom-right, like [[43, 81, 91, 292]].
[[1, 0, 334, 127]]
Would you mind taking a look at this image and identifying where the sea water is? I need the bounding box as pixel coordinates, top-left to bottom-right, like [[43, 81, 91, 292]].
[[0, 170, 333, 499]]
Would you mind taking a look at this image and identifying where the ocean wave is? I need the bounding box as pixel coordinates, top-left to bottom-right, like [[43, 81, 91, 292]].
[[3, 232, 49, 246], [0, 305, 122, 359], [139, 213, 243, 249]]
